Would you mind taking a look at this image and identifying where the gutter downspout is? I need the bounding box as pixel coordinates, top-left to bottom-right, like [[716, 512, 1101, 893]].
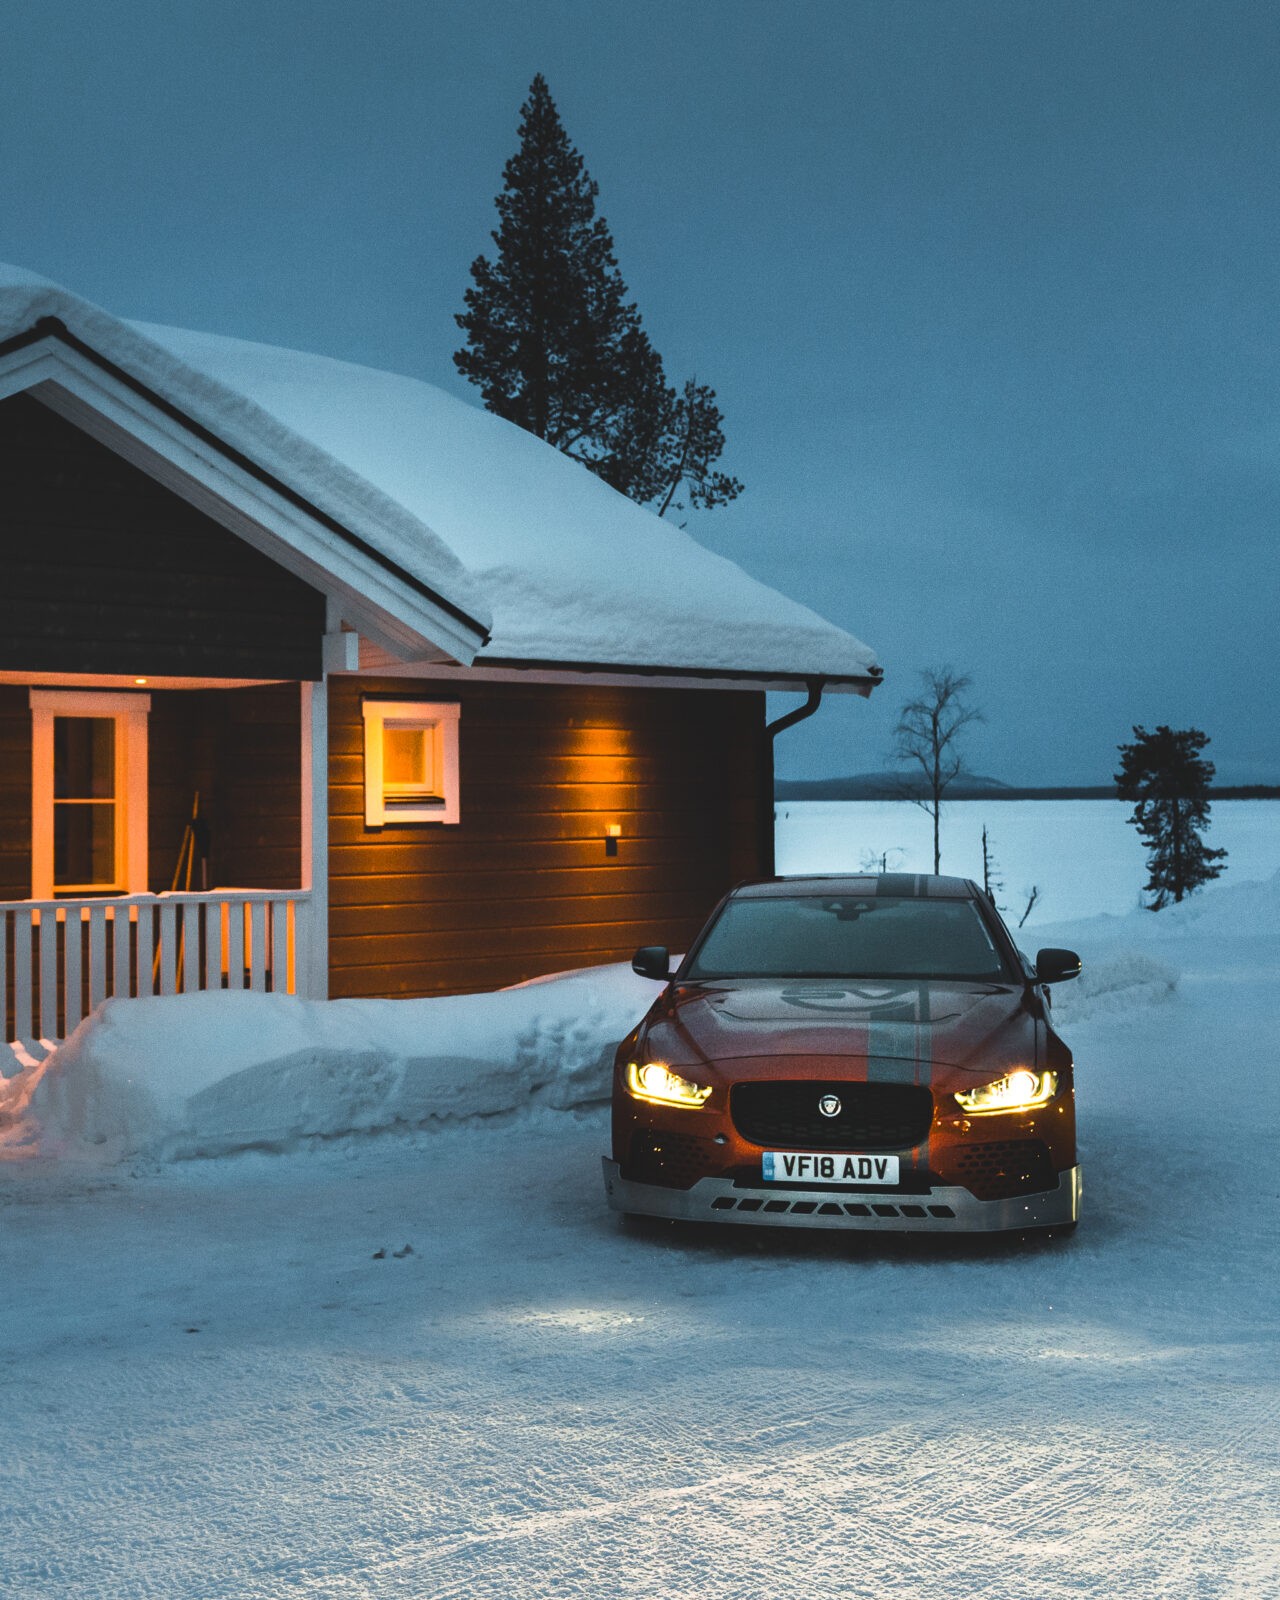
[[765, 677, 826, 741], [760, 677, 826, 877]]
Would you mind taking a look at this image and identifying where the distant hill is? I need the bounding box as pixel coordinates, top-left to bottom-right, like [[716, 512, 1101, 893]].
[[775, 771, 1021, 801], [774, 772, 1280, 801]]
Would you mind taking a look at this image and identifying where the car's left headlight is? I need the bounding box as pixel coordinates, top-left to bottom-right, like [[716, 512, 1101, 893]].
[[955, 1069, 1059, 1114], [625, 1061, 713, 1108]]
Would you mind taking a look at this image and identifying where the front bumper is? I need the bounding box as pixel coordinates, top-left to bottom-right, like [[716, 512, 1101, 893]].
[[602, 1158, 1081, 1234]]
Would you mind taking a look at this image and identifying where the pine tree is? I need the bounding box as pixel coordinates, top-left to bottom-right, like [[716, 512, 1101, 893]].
[[1115, 725, 1227, 908], [454, 75, 741, 517], [656, 380, 743, 517]]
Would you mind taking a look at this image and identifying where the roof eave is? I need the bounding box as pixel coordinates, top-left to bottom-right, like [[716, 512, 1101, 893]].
[[410, 653, 884, 696]]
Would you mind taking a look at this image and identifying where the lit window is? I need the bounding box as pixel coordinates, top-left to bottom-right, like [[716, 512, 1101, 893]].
[[361, 700, 460, 826], [31, 690, 150, 897]]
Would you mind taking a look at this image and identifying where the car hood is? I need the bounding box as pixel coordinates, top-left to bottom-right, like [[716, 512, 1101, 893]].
[[648, 978, 1042, 1077]]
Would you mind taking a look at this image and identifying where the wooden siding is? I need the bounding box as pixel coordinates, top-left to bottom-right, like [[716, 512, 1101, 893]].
[[0, 687, 31, 902], [0, 393, 325, 680], [328, 678, 768, 997]]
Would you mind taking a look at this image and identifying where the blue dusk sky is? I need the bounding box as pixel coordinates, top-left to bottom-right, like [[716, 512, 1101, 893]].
[[2, 0, 1275, 784]]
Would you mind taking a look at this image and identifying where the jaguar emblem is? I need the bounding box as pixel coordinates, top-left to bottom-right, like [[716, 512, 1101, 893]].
[[818, 1093, 842, 1118]]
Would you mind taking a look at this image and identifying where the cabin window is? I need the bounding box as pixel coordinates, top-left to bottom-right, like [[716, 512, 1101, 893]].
[[30, 690, 150, 898], [361, 699, 460, 826]]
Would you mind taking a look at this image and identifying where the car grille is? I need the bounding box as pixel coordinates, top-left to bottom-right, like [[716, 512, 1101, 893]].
[[730, 1080, 934, 1152], [953, 1139, 1055, 1200]]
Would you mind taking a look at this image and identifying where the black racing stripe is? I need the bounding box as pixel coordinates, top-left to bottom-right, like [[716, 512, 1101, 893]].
[[877, 873, 920, 897], [912, 983, 933, 1178], [863, 986, 929, 1087], [862, 984, 934, 1178]]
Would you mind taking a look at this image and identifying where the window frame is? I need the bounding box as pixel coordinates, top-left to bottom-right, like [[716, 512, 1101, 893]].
[[361, 698, 460, 827], [30, 689, 150, 898]]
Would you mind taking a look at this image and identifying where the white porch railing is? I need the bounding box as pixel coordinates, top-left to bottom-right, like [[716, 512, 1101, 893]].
[[1, 891, 312, 1046]]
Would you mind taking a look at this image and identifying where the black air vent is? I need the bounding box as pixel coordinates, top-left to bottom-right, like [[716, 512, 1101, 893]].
[[953, 1139, 1055, 1200], [730, 1080, 934, 1151], [625, 1130, 712, 1190]]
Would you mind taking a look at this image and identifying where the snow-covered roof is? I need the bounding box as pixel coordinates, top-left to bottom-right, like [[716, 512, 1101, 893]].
[[0, 264, 879, 686]]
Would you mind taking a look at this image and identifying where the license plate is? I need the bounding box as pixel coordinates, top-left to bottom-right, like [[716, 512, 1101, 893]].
[[762, 1151, 900, 1186]]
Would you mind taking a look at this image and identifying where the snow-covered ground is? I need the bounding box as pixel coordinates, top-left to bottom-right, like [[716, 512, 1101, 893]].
[[1, 875, 1278, 1597], [775, 798, 1279, 925]]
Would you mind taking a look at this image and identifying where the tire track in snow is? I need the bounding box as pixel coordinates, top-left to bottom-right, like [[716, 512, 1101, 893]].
[[254, 1378, 1279, 1600]]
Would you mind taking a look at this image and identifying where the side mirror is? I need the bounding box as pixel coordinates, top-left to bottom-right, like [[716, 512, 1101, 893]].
[[632, 945, 672, 981], [1035, 947, 1082, 985]]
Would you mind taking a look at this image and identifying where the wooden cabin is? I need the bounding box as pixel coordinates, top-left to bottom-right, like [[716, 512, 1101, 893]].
[[0, 265, 880, 1053]]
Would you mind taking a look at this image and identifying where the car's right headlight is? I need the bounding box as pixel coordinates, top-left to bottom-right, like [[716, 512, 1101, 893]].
[[955, 1069, 1059, 1114], [625, 1061, 713, 1109]]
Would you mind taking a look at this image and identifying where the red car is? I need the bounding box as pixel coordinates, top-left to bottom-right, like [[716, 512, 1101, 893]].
[[603, 874, 1082, 1235]]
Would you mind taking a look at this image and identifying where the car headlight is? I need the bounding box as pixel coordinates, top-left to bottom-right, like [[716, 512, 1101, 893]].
[[955, 1069, 1059, 1114], [625, 1061, 713, 1108]]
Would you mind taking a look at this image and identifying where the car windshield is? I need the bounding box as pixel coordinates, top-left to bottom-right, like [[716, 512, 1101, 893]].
[[685, 894, 1011, 981]]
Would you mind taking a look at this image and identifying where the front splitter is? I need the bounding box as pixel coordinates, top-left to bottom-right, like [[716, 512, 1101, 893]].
[[602, 1159, 1081, 1234]]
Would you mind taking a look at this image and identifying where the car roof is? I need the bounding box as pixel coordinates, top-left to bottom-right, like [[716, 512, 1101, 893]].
[[732, 873, 980, 901]]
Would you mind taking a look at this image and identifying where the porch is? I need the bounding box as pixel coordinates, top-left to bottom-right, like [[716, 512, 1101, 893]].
[[0, 671, 331, 1070], [2, 889, 314, 1068]]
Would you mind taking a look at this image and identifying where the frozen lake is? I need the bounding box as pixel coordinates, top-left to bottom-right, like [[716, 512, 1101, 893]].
[[775, 798, 1280, 926]]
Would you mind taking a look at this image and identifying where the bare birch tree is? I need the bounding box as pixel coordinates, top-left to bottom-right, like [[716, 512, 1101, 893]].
[[891, 667, 983, 874]]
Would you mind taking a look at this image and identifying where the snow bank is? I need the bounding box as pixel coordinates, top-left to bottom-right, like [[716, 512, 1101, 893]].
[[1031, 864, 1280, 956], [1022, 867, 1280, 1023], [11, 964, 658, 1163], [1116, 862, 1280, 939], [1051, 949, 1178, 1023]]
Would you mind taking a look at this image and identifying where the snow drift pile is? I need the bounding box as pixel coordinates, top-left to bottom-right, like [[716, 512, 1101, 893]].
[[1051, 950, 1178, 1022], [6, 965, 659, 1163]]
